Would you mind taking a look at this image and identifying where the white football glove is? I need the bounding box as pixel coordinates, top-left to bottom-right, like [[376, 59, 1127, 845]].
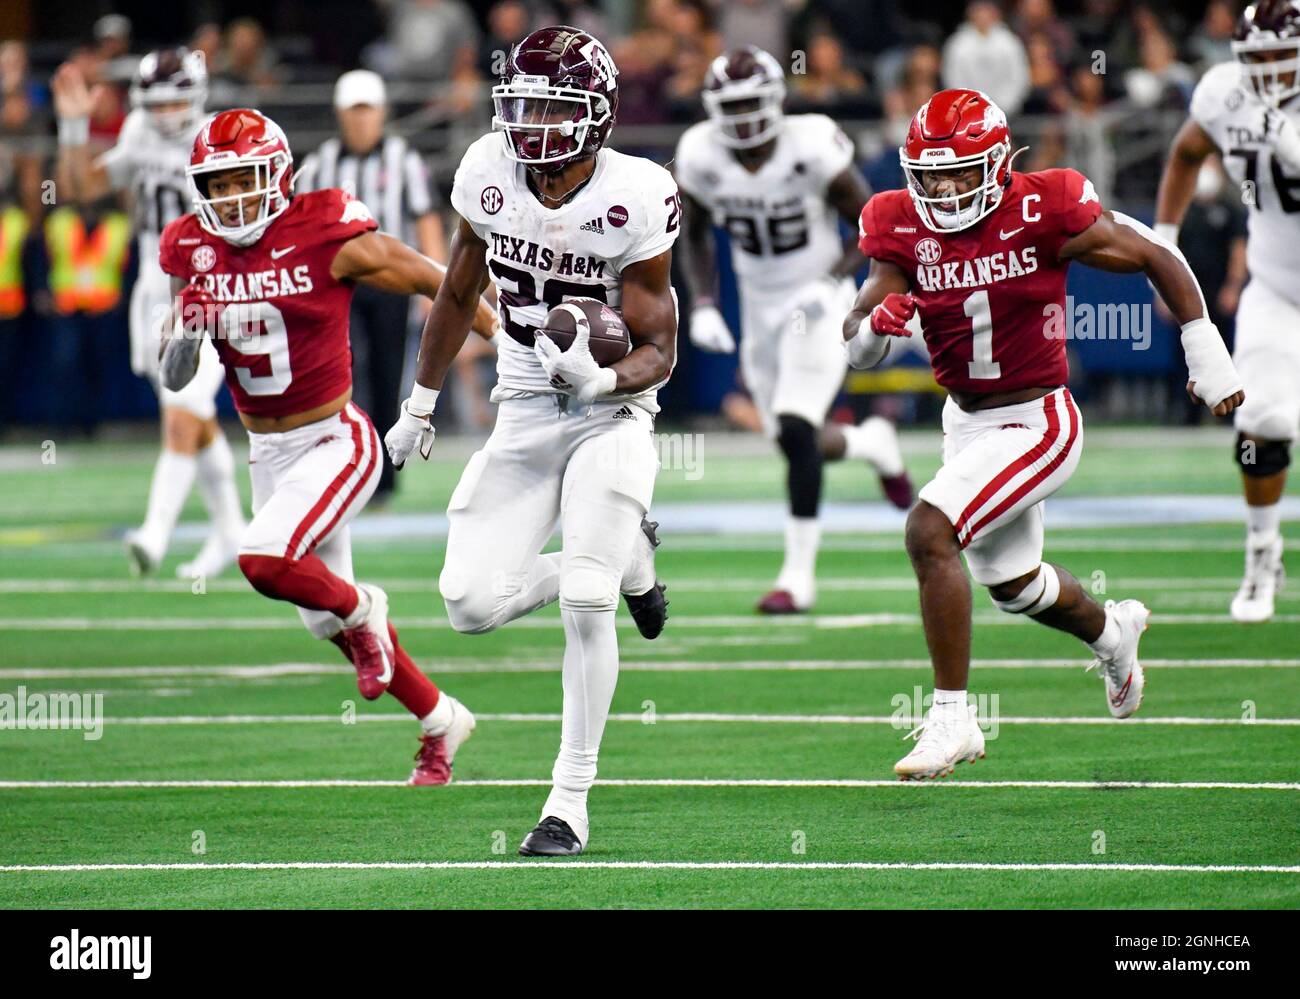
[[689, 304, 736, 353], [384, 399, 436, 469], [533, 324, 617, 405], [1181, 318, 1243, 412], [1261, 105, 1300, 174]]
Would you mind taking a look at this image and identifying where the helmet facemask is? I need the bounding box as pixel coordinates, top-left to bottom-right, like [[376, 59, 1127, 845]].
[[492, 76, 611, 173], [1234, 37, 1300, 106], [901, 142, 1009, 233], [136, 91, 206, 138], [188, 154, 291, 247], [703, 80, 785, 149]]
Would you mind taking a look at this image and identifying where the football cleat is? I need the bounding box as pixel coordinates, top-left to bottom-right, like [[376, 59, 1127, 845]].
[[1086, 599, 1149, 719], [342, 583, 395, 700], [1230, 535, 1284, 623], [519, 816, 584, 857], [880, 471, 915, 510], [122, 528, 161, 577], [894, 702, 985, 780], [756, 588, 804, 614], [623, 518, 669, 639], [409, 695, 477, 786], [855, 416, 913, 509]]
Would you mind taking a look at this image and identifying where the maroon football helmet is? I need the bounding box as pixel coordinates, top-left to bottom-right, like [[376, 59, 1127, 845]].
[[492, 25, 619, 173], [702, 46, 786, 149], [1233, 0, 1300, 106]]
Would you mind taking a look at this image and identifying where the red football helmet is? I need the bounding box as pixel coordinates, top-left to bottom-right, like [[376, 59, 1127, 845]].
[[1233, 0, 1300, 106], [491, 25, 619, 173], [186, 108, 294, 246], [900, 89, 1012, 233]]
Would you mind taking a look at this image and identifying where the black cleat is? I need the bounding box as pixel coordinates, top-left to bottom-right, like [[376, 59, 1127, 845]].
[[519, 816, 583, 857], [623, 518, 669, 640]]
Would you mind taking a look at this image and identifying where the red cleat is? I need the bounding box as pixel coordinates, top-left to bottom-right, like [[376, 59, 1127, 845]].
[[408, 695, 476, 786], [756, 589, 803, 615], [342, 583, 394, 700], [880, 471, 914, 510]]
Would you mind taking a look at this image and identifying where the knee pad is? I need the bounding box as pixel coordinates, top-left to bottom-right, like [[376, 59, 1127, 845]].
[[439, 573, 501, 634], [559, 566, 619, 613], [1236, 433, 1291, 478], [238, 553, 290, 596], [992, 564, 1060, 615], [775, 414, 818, 461]]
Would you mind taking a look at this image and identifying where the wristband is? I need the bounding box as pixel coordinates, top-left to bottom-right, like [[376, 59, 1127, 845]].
[[591, 367, 618, 399], [57, 116, 90, 147], [1153, 223, 1180, 247], [408, 383, 440, 416]]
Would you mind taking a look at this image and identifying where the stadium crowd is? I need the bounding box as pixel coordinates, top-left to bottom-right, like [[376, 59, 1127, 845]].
[[0, 1, 1248, 432]]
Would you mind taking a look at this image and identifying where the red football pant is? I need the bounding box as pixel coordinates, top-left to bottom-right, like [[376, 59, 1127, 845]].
[[239, 552, 359, 620]]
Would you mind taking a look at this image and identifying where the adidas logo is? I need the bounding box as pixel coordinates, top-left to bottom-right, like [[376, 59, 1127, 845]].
[[579, 216, 605, 234], [611, 405, 635, 421]]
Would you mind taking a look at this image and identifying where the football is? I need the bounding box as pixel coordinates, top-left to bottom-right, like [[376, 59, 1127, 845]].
[[535, 297, 631, 367]]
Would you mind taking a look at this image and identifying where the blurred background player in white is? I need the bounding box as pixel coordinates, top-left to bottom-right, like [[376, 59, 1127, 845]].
[[53, 48, 246, 580], [385, 26, 677, 857], [161, 108, 497, 783], [675, 46, 912, 615], [1156, 0, 1300, 623]]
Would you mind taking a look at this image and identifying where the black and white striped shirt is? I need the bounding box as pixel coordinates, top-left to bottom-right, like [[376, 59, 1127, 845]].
[[295, 134, 437, 246]]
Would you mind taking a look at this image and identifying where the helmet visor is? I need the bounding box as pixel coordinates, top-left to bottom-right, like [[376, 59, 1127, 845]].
[[703, 84, 783, 148], [1234, 39, 1300, 106], [492, 85, 602, 166], [901, 148, 1005, 232]]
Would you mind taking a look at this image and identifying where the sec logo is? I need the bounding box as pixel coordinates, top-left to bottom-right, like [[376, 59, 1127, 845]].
[[915, 237, 942, 264], [481, 186, 503, 215], [191, 245, 216, 272]]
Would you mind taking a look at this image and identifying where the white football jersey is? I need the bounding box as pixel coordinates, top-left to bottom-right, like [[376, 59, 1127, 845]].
[[674, 113, 855, 292], [451, 132, 681, 410], [97, 108, 198, 281], [1192, 61, 1300, 306]]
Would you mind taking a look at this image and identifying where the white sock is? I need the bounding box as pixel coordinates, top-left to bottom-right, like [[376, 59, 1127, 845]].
[[1088, 608, 1122, 658], [139, 450, 198, 553], [1246, 503, 1281, 547], [841, 416, 905, 476], [195, 433, 245, 539], [932, 688, 967, 719], [775, 516, 820, 598], [342, 586, 370, 629], [420, 692, 454, 736], [542, 607, 620, 847]]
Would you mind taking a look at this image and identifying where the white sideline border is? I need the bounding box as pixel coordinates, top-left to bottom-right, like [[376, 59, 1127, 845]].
[[1, 860, 1296, 874]]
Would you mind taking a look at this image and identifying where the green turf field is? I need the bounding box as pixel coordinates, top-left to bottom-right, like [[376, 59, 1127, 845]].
[[0, 427, 1297, 908]]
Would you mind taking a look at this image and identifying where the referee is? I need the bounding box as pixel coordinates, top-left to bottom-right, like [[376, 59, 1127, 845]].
[[296, 69, 448, 502]]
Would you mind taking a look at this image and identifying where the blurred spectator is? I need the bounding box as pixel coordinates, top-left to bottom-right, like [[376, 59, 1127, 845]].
[[661, 1, 725, 119], [1123, 21, 1194, 109], [866, 43, 943, 192], [94, 14, 136, 82], [1062, 63, 1114, 205], [1021, 32, 1069, 115], [611, 25, 678, 124], [1012, 0, 1075, 66], [377, 0, 480, 83], [542, 0, 608, 40], [714, 0, 790, 62], [942, 1, 1030, 114], [59, 44, 124, 147], [191, 23, 237, 108], [1189, 1, 1237, 73], [479, 0, 532, 78], [790, 32, 871, 114], [214, 18, 284, 91]]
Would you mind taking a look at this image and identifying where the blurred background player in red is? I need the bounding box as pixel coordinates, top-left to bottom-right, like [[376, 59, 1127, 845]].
[[845, 88, 1244, 780], [160, 108, 498, 784]]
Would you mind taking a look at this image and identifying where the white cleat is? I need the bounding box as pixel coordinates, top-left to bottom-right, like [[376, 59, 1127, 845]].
[[122, 529, 161, 577], [1087, 599, 1149, 719], [1230, 536, 1284, 624], [894, 702, 986, 780], [176, 531, 242, 581]]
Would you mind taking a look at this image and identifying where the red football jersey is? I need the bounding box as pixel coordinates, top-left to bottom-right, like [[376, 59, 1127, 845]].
[[858, 169, 1102, 395], [159, 189, 378, 417]]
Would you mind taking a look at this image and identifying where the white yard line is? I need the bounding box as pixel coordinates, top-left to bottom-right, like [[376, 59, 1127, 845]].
[[4, 612, 1297, 630], [7, 712, 1294, 727], [1, 860, 1295, 874], [1, 778, 1295, 790], [3, 657, 1299, 680]]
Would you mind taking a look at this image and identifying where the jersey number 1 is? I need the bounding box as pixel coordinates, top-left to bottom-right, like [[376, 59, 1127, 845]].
[[963, 290, 1001, 380]]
